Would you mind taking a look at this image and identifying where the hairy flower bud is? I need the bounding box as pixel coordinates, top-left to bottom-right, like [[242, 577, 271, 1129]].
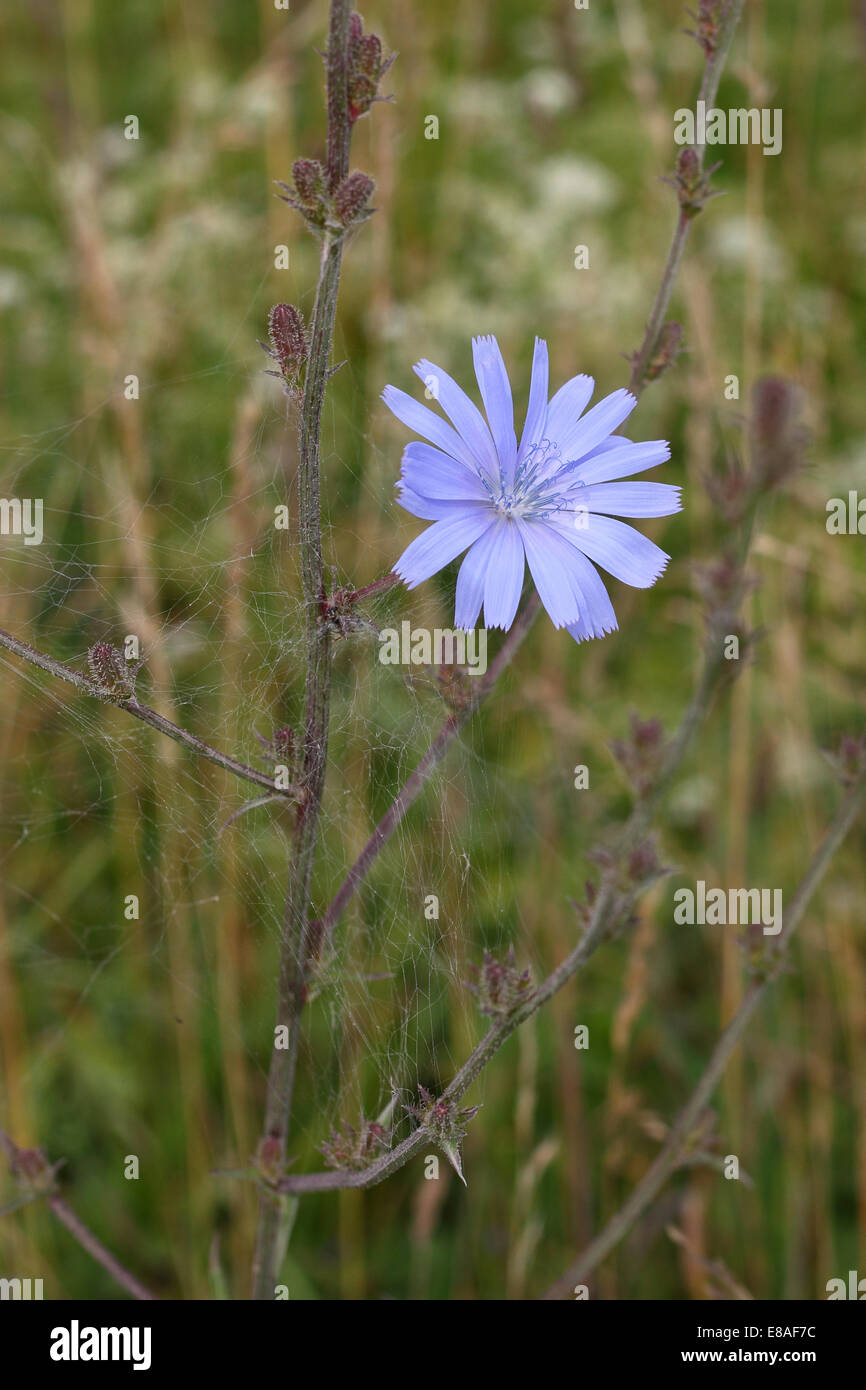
[[10, 1145, 56, 1193], [664, 147, 722, 218], [357, 33, 382, 76], [610, 713, 665, 795], [348, 73, 378, 118], [276, 159, 329, 233], [826, 733, 866, 787], [268, 305, 307, 373], [749, 377, 806, 492], [406, 1088, 480, 1185], [334, 171, 376, 228], [466, 946, 532, 1020], [685, 1, 734, 58], [345, 12, 395, 122], [703, 452, 751, 523], [291, 157, 325, 206], [87, 643, 136, 699], [320, 1117, 388, 1171]]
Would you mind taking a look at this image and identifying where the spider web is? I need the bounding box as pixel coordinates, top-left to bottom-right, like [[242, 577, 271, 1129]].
[[0, 350, 560, 1175]]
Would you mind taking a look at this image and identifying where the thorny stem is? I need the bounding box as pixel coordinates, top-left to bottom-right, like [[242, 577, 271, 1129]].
[[0, 626, 299, 802], [541, 771, 866, 1300], [250, 0, 354, 1300], [0, 1129, 157, 1301], [628, 0, 746, 393]]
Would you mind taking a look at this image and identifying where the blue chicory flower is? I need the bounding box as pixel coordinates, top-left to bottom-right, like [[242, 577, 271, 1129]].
[[382, 336, 681, 643]]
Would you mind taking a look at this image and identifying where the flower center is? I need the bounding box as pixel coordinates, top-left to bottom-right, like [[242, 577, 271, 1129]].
[[489, 439, 577, 520]]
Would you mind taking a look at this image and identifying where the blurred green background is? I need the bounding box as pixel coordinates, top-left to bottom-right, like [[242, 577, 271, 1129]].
[[1, 0, 865, 1300]]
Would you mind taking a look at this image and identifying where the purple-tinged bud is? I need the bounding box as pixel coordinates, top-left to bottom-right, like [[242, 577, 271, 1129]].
[[10, 1145, 56, 1192], [267, 305, 307, 376], [626, 838, 666, 888], [291, 158, 325, 206], [87, 642, 136, 699], [826, 733, 866, 787], [684, 1, 733, 58], [664, 147, 722, 219], [466, 946, 532, 1020], [348, 73, 378, 122], [678, 146, 700, 184], [610, 713, 665, 795], [334, 170, 375, 227], [693, 551, 757, 627], [405, 1089, 479, 1185], [320, 1117, 388, 1172], [571, 879, 598, 934], [276, 160, 330, 234], [749, 377, 806, 492], [703, 452, 751, 523], [357, 33, 382, 76], [345, 12, 395, 122]]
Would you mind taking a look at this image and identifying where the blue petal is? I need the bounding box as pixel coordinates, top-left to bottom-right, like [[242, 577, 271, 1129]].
[[559, 388, 637, 462], [524, 521, 619, 639], [397, 488, 486, 521], [565, 556, 619, 643], [517, 337, 550, 471], [472, 336, 517, 482], [544, 373, 595, 450], [574, 439, 671, 484], [569, 481, 682, 518], [484, 520, 525, 630], [400, 443, 490, 501], [454, 522, 501, 629], [413, 360, 498, 478], [394, 507, 494, 589], [515, 518, 582, 629], [555, 513, 670, 589], [382, 385, 482, 474]]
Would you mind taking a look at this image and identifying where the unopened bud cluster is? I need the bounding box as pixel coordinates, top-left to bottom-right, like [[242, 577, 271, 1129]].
[[320, 1117, 388, 1171], [10, 1145, 58, 1194], [664, 147, 722, 219], [585, 838, 670, 937], [407, 1087, 479, 1152], [749, 377, 805, 493], [610, 713, 665, 796], [277, 160, 376, 237], [346, 13, 395, 123], [466, 946, 531, 1020], [685, 1, 734, 58], [705, 378, 805, 524], [827, 733, 866, 787]]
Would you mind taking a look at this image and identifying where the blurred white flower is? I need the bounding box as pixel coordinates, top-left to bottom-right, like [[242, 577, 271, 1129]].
[[533, 155, 619, 217], [522, 68, 579, 117], [708, 216, 790, 281]]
